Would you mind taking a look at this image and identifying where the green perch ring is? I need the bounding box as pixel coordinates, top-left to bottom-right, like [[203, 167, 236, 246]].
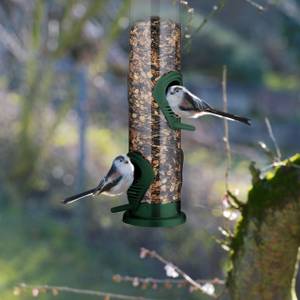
[[152, 71, 195, 131], [111, 151, 186, 227], [111, 151, 155, 214]]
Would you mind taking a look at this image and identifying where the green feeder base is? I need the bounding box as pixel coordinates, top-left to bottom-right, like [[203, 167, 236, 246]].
[[123, 201, 186, 227]]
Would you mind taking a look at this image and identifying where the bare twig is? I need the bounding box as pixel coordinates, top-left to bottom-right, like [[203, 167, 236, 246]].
[[139, 248, 220, 298], [112, 274, 225, 286], [177, 0, 194, 41], [220, 67, 243, 221], [265, 117, 282, 162], [261, 161, 300, 173], [267, 0, 300, 26], [258, 141, 275, 161], [261, 161, 282, 172], [243, 0, 267, 11], [0, 23, 28, 62], [227, 190, 245, 209], [193, 0, 227, 34], [184, 0, 227, 50], [222, 65, 231, 192], [16, 283, 154, 300]]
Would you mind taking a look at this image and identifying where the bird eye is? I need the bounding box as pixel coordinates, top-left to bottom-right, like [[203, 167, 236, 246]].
[[169, 87, 177, 95]]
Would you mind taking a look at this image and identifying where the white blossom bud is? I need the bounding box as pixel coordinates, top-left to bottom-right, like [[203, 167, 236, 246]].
[[164, 263, 179, 278]]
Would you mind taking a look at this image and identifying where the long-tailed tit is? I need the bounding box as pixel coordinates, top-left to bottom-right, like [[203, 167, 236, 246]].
[[63, 155, 134, 205], [166, 85, 251, 125]]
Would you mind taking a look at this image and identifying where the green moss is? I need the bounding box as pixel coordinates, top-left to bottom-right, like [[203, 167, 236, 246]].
[[227, 154, 300, 283], [247, 154, 300, 221]]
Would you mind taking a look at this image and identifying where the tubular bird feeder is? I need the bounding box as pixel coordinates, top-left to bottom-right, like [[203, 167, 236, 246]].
[[111, 0, 189, 227]]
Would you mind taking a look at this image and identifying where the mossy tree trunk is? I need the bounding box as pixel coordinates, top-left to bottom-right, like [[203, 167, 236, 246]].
[[228, 154, 300, 300]]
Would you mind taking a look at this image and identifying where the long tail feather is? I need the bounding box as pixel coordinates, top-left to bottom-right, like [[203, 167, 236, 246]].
[[63, 188, 96, 205], [207, 109, 251, 126]]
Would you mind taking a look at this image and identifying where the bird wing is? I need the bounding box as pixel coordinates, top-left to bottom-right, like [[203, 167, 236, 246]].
[[95, 164, 123, 194], [101, 176, 123, 194], [179, 92, 210, 112]]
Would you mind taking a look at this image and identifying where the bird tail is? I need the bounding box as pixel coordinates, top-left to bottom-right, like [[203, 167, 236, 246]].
[[63, 188, 97, 205], [207, 109, 251, 126]]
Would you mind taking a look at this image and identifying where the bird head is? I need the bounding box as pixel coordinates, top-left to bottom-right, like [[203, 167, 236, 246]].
[[113, 155, 134, 174], [166, 85, 184, 101]]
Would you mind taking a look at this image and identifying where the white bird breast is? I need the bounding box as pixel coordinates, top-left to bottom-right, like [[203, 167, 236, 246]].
[[108, 174, 134, 196]]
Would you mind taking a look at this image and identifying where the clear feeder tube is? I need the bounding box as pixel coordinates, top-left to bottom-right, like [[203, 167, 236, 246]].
[[128, 0, 183, 205]]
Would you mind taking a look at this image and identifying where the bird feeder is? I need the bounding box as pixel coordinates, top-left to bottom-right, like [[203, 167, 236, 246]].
[[111, 0, 190, 227]]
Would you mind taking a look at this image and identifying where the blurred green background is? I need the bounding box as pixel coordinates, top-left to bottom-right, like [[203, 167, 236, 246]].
[[0, 0, 299, 299]]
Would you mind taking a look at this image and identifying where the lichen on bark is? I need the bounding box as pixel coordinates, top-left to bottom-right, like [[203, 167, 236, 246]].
[[228, 154, 300, 300]]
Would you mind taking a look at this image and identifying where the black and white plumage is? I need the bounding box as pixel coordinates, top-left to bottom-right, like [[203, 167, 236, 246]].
[[63, 155, 134, 205], [166, 85, 251, 126]]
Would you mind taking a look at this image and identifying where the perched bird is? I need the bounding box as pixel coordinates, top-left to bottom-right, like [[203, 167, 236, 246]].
[[166, 85, 251, 125], [63, 155, 134, 205]]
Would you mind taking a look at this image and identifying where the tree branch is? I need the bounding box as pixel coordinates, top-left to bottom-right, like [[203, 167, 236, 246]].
[[222, 65, 231, 192], [139, 248, 220, 298], [243, 0, 267, 11], [184, 0, 228, 50], [228, 154, 300, 300], [265, 117, 282, 162], [16, 283, 154, 300], [269, 0, 300, 26], [193, 0, 227, 35], [0, 23, 28, 62], [112, 274, 225, 287]]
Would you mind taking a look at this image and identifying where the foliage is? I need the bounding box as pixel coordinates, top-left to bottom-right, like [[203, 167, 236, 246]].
[[1, 0, 130, 197]]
